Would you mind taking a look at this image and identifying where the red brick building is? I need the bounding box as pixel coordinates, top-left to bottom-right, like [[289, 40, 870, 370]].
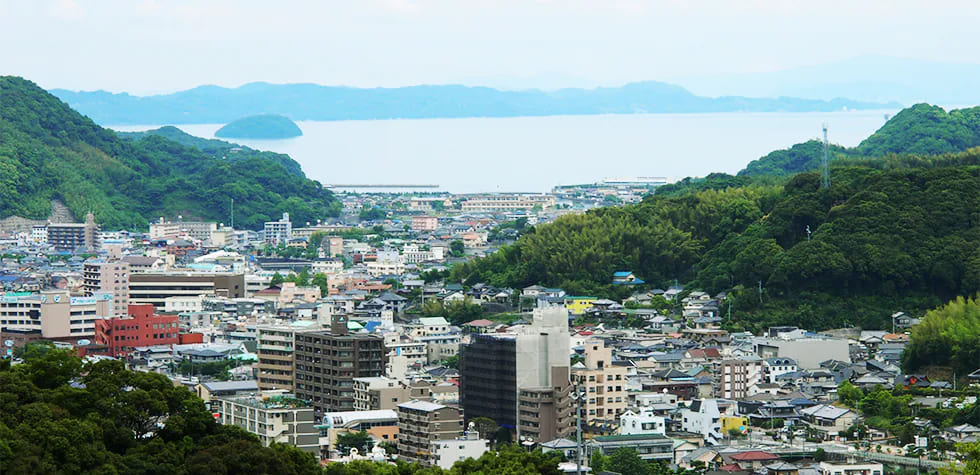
[[95, 304, 179, 357]]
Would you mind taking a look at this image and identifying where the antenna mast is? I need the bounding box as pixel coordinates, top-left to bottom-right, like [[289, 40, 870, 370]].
[[821, 123, 831, 189]]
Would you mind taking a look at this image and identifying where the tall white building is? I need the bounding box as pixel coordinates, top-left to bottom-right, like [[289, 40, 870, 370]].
[[264, 212, 292, 245], [83, 261, 130, 318]]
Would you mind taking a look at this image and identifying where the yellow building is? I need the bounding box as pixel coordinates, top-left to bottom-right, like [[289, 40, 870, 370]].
[[564, 296, 597, 316], [720, 416, 748, 436]]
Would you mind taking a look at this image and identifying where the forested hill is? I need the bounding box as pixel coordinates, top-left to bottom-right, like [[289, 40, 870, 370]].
[[451, 157, 980, 331], [215, 114, 302, 139], [0, 77, 339, 230], [49, 81, 898, 125], [740, 104, 980, 177]]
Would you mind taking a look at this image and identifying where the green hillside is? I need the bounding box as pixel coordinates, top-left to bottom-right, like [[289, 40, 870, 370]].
[[0, 77, 338, 230], [453, 154, 980, 332], [740, 104, 980, 177], [215, 114, 302, 139]]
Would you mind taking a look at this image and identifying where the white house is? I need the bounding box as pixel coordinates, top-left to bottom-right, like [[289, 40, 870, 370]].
[[620, 409, 666, 436], [680, 399, 723, 445]]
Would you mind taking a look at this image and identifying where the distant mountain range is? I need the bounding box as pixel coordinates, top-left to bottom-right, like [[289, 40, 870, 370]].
[[676, 55, 980, 106], [49, 81, 899, 125]]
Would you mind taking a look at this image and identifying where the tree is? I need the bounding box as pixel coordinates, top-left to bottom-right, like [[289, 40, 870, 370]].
[[837, 380, 863, 407], [312, 273, 329, 295], [450, 240, 465, 257], [468, 417, 497, 441], [903, 297, 980, 375], [271, 272, 285, 286], [442, 355, 459, 370], [606, 447, 650, 475], [336, 430, 373, 456]]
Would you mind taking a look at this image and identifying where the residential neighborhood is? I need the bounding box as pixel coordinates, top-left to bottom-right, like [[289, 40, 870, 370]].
[[0, 195, 973, 474]]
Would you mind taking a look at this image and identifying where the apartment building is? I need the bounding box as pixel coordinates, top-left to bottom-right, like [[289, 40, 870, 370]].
[[572, 340, 628, 428], [256, 323, 320, 392], [47, 212, 100, 252], [264, 212, 293, 245], [352, 376, 433, 411], [719, 358, 764, 400], [83, 260, 130, 318], [293, 315, 387, 414], [0, 290, 111, 338], [214, 392, 319, 454], [411, 216, 438, 232], [396, 400, 464, 465], [461, 305, 573, 443]]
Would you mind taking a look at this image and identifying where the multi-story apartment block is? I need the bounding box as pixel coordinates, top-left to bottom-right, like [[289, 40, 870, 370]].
[[352, 376, 433, 411], [256, 323, 320, 392], [214, 392, 319, 454], [293, 315, 387, 415], [0, 290, 111, 339], [719, 358, 764, 400], [83, 261, 130, 318], [264, 212, 292, 245], [396, 400, 464, 465], [461, 305, 573, 443], [411, 216, 438, 232], [47, 212, 100, 252], [572, 340, 628, 428]]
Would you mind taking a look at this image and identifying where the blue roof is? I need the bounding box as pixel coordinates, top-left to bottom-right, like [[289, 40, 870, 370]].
[[363, 321, 382, 332], [613, 271, 633, 277]]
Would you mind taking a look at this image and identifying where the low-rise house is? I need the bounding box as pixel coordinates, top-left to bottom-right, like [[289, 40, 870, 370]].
[[586, 434, 673, 462], [799, 404, 859, 440], [944, 423, 980, 442]]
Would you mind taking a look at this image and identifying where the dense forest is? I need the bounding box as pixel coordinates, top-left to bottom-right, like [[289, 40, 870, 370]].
[[0, 345, 324, 474], [452, 106, 980, 331], [902, 297, 980, 375], [740, 104, 980, 177], [0, 77, 339, 230]]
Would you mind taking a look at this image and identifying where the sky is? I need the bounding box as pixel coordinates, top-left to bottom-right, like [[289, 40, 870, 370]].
[[3, 0, 980, 95]]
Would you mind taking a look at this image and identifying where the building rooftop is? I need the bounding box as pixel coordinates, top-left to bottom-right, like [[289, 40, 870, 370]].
[[397, 399, 446, 412]]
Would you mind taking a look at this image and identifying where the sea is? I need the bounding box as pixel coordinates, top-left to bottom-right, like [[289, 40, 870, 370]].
[[109, 110, 897, 194]]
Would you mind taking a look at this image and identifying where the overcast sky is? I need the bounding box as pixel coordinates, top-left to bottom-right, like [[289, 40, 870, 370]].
[[3, 0, 979, 95]]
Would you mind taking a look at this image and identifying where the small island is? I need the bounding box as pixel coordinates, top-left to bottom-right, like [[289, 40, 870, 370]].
[[214, 114, 302, 139]]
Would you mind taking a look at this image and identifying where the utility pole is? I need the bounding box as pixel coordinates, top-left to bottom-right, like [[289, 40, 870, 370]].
[[230, 198, 234, 229], [575, 381, 584, 475], [758, 280, 763, 304]]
